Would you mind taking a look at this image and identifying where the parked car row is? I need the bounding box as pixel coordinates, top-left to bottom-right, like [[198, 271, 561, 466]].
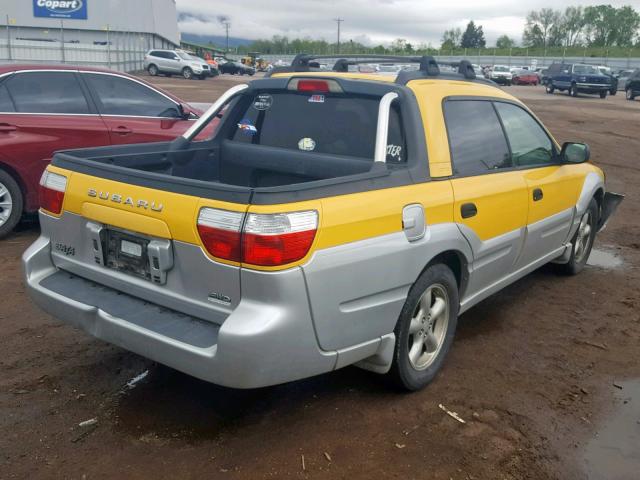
[[0, 65, 210, 238]]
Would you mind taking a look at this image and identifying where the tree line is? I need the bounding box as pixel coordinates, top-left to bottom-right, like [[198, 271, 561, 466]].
[[227, 4, 640, 55]]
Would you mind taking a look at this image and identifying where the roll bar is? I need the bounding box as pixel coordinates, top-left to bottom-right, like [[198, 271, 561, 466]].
[[182, 83, 249, 141]]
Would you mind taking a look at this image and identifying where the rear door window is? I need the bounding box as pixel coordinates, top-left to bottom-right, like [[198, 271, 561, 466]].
[[5, 71, 90, 114], [444, 100, 511, 176], [0, 84, 15, 112], [84, 73, 181, 118], [229, 91, 406, 162]]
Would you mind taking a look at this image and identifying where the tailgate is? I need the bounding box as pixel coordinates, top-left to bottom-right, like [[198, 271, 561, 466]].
[[44, 165, 247, 323]]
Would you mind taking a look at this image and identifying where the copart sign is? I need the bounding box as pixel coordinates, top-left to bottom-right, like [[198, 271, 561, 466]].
[[33, 0, 88, 20]]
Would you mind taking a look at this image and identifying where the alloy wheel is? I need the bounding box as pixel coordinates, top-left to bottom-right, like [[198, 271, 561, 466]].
[[0, 181, 13, 227], [407, 284, 450, 371], [574, 211, 592, 263]]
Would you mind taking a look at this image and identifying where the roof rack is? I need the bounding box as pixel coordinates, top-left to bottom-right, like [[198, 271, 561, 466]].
[[266, 54, 496, 86]]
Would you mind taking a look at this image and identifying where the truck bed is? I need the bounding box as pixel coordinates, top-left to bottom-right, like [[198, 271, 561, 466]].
[[52, 139, 411, 205]]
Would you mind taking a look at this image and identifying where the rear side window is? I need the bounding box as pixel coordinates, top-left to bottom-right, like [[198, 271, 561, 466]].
[[5, 72, 90, 114], [84, 73, 181, 118], [229, 91, 406, 162], [0, 84, 15, 112], [444, 100, 511, 176]]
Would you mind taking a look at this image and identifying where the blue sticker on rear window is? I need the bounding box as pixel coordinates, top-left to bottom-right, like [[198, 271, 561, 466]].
[[237, 118, 257, 136]]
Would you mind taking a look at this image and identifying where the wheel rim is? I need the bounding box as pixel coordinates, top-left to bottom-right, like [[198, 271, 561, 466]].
[[407, 284, 450, 371], [627, 89, 632, 100], [149, 66, 157, 75], [0, 181, 13, 227], [574, 211, 592, 263], [184, 69, 192, 79]]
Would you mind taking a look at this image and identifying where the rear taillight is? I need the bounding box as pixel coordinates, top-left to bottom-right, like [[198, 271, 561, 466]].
[[197, 208, 244, 262], [287, 78, 343, 93], [39, 170, 67, 215], [297, 79, 330, 92], [243, 211, 318, 266], [196, 208, 318, 267]]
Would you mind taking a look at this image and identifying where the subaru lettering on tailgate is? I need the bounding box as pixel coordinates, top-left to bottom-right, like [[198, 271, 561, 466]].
[[33, 0, 88, 19]]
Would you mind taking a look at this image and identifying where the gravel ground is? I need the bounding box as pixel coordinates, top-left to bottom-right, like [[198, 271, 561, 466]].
[[1, 73, 639, 479]]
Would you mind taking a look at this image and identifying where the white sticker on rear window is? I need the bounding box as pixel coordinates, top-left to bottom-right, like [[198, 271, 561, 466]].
[[387, 144, 402, 159], [298, 138, 316, 151], [308, 94, 325, 103], [253, 94, 273, 111]]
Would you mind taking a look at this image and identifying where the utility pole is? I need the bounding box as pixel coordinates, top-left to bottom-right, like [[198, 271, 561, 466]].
[[223, 21, 230, 53], [334, 18, 344, 54]]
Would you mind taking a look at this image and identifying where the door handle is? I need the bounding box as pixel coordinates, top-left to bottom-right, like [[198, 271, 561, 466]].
[[0, 123, 17, 132], [461, 203, 478, 219], [533, 188, 544, 202], [111, 126, 132, 135]]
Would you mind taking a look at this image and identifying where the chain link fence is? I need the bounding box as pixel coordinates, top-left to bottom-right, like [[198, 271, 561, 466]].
[[234, 53, 640, 72]]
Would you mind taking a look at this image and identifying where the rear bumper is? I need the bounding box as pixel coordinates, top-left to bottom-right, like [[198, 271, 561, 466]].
[[23, 235, 337, 388]]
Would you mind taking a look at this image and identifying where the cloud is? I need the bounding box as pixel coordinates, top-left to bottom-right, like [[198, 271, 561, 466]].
[[175, 0, 636, 46]]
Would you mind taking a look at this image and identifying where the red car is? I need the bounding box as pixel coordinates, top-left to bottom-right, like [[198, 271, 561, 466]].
[[512, 70, 540, 86], [0, 64, 206, 238]]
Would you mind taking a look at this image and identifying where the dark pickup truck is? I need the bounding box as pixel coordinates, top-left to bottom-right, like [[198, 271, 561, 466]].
[[544, 63, 610, 98]]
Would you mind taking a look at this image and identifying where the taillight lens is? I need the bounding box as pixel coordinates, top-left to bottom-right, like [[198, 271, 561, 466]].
[[297, 79, 330, 92], [39, 170, 67, 215], [242, 211, 318, 266], [197, 208, 244, 262], [196, 208, 318, 267]]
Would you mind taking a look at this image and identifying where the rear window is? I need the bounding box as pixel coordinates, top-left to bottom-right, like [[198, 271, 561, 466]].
[[229, 91, 406, 163]]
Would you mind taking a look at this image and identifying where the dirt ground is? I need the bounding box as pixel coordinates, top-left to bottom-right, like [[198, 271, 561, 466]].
[[1, 73, 639, 480]]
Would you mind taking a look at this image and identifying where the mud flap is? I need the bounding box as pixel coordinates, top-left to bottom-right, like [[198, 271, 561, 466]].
[[597, 192, 624, 232]]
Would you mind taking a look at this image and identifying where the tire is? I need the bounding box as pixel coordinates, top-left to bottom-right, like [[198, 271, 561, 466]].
[[182, 67, 193, 80], [570, 83, 578, 97], [147, 64, 159, 76], [388, 264, 459, 391], [556, 199, 598, 276], [610, 89, 617, 96], [546, 84, 555, 94], [626, 88, 636, 101], [599, 90, 607, 99], [0, 169, 24, 239]]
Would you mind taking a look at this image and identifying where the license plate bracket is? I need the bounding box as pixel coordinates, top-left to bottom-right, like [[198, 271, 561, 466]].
[[104, 229, 151, 281]]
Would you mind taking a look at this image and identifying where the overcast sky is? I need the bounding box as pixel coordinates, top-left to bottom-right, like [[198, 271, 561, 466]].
[[175, 0, 637, 46]]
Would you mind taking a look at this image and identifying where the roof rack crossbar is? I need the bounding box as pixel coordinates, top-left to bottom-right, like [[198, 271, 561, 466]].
[[266, 53, 494, 86]]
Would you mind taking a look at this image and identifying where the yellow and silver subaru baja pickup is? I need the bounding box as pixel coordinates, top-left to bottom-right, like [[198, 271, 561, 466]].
[[23, 55, 623, 391]]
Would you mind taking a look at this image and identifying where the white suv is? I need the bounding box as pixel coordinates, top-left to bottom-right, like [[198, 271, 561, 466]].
[[144, 49, 211, 80], [488, 65, 513, 85]]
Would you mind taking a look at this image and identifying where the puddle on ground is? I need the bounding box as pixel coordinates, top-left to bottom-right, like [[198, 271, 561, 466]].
[[583, 379, 640, 479], [587, 248, 624, 269]]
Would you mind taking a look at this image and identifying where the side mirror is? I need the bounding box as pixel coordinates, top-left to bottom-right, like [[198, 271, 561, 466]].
[[178, 103, 197, 120], [561, 142, 590, 164]]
